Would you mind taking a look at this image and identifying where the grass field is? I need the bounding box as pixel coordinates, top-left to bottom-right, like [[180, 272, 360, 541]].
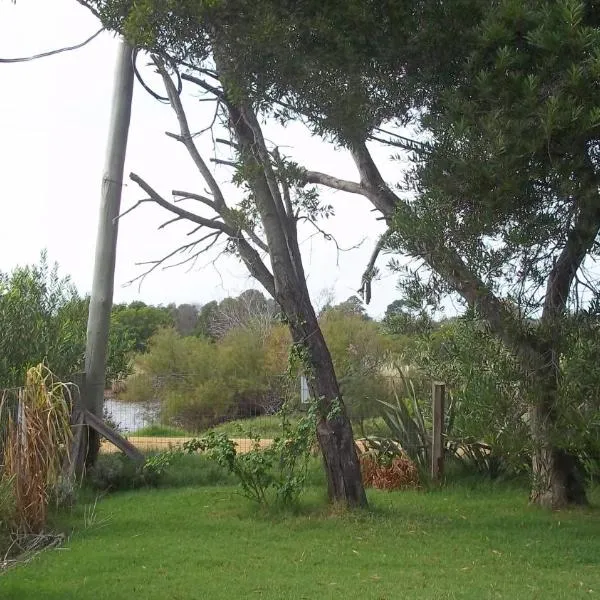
[[2, 479, 599, 599], [132, 415, 390, 439]]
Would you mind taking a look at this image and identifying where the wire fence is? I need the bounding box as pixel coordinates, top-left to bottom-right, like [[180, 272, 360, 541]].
[[1, 373, 430, 459], [101, 374, 312, 454], [100, 373, 425, 455]]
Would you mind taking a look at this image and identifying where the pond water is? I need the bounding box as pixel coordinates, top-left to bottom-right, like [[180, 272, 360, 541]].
[[103, 399, 160, 433]]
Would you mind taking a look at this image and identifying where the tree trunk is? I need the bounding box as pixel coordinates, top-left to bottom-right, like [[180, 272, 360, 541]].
[[529, 383, 587, 509], [287, 301, 367, 508]]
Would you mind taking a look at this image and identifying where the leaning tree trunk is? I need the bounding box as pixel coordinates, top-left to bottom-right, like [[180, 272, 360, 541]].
[[284, 296, 367, 508]]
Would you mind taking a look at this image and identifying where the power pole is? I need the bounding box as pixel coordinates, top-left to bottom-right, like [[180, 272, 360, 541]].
[[83, 39, 134, 467]]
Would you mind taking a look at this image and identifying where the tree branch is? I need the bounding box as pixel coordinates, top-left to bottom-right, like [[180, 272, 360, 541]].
[[334, 140, 548, 371], [130, 172, 231, 234], [359, 230, 391, 304], [172, 190, 216, 209], [154, 56, 227, 209], [304, 171, 365, 196], [181, 72, 225, 99], [542, 183, 600, 322]]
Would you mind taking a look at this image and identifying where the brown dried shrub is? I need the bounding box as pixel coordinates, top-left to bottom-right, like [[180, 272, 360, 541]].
[[359, 452, 420, 491]]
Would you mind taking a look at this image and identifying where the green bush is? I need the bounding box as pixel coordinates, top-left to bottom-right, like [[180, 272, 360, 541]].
[[320, 309, 398, 420], [86, 454, 158, 492], [122, 326, 289, 430]]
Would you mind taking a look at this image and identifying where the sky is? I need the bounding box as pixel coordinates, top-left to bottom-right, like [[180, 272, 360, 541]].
[[0, 0, 409, 318]]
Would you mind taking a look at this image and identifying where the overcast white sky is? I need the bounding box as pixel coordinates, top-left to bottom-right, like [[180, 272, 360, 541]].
[[0, 0, 409, 318]]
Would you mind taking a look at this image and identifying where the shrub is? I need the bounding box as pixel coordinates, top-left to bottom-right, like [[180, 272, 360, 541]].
[[181, 407, 317, 507], [123, 326, 289, 431], [87, 454, 156, 492], [360, 453, 420, 490]]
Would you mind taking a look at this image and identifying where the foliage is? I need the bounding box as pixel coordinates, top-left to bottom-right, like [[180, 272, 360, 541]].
[[0, 255, 176, 389], [0, 254, 86, 389], [87, 453, 159, 492], [320, 308, 396, 421], [366, 372, 431, 479], [133, 424, 188, 437], [382, 300, 434, 339], [111, 301, 173, 351], [0, 475, 15, 557], [123, 325, 290, 430], [0, 364, 73, 534], [197, 290, 279, 340], [168, 303, 199, 336], [192, 405, 317, 507]]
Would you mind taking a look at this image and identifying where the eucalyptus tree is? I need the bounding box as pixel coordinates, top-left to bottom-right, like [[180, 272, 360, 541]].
[[79, 0, 600, 507], [77, 1, 368, 506]]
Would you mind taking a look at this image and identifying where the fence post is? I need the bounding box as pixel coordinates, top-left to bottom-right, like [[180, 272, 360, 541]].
[[431, 382, 446, 483]]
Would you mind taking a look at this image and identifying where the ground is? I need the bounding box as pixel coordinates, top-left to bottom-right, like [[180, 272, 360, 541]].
[[2, 484, 599, 599], [100, 436, 274, 454]]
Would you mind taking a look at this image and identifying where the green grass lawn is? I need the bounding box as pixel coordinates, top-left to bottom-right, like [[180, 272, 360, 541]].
[[133, 415, 390, 439], [2, 482, 600, 599]]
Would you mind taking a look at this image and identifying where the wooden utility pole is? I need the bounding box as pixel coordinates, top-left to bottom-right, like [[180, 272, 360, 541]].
[[431, 382, 446, 483], [83, 39, 134, 467]]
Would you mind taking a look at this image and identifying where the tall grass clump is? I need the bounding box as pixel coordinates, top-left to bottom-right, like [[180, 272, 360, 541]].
[[0, 364, 73, 533]]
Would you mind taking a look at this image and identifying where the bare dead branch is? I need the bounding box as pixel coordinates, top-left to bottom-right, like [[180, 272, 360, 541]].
[[164, 233, 222, 270], [210, 158, 237, 168], [130, 172, 231, 234], [191, 100, 222, 138], [114, 199, 152, 222], [216, 138, 239, 150], [172, 190, 216, 209], [158, 216, 184, 230], [153, 57, 227, 209], [299, 217, 365, 266], [186, 216, 223, 237]]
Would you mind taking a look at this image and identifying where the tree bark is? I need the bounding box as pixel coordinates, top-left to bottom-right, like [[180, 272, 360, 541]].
[[285, 299, 367, 508], [529, 376, 587, 508]]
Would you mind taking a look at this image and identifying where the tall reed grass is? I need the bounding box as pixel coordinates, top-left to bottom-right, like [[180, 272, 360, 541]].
[[0, 364, 73, 533]]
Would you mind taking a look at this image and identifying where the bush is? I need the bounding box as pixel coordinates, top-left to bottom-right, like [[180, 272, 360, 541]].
[[87, 454, 157, 492], [360, 453, 420, 490], [320, 309, 397, 420], [188, 407, 318, 507], [122, 326, 289, 431]]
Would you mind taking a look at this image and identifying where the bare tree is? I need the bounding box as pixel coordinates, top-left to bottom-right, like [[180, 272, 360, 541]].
[[121, 55, 367, 507], [210, 290, 279, 340]]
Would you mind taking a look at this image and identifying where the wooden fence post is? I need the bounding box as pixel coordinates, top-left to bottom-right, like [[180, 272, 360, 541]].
[[431, 382, 446, 483]]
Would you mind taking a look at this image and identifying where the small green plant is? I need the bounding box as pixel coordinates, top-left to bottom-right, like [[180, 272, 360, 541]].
[[175, 405, 318, 507], [367, 371, 431, 480]]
